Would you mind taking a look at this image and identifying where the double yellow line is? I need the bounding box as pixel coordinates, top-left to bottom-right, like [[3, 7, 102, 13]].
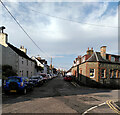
[[106, 100, 120, 114]]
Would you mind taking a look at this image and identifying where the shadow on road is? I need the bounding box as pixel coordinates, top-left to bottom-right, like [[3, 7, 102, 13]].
[[2, 76, 112, 105]]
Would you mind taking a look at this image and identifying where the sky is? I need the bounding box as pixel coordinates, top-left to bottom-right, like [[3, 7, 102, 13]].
[[1, 1, 119, 70]]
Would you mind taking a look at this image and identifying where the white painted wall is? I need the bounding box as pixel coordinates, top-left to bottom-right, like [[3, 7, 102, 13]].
[[1, 44, 19, 73], [0, 32, 36, 78], [18, 56, 35, 78]]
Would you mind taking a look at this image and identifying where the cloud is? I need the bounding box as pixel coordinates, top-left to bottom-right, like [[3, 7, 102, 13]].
[[52, 55, 64, 58], [1, 2, 118, 69]]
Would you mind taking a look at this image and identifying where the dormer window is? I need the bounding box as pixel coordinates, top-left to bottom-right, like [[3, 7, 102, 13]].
[[111, 56, 115, 62]]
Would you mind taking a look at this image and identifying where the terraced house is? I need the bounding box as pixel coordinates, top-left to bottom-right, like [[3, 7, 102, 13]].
[[71, 46, 120, 88], [0, 26, 36, 77]]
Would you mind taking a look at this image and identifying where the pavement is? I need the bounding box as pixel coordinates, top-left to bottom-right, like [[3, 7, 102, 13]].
[[2, 75, 120, 114]]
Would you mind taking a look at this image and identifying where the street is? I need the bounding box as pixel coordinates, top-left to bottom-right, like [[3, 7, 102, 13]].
[[2, 75, 120, 114]]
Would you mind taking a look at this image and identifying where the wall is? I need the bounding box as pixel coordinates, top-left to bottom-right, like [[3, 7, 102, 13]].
[[71, 61, 120, 88], [0, 45, 2, 78], [2, 44, 19, 73], [18, 56, 35, 77], [99, 63, 120, 88], [86, 62, 99, 82]]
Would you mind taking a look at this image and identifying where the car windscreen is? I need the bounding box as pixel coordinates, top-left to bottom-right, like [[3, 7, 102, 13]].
[[7, 77, 21, 82]]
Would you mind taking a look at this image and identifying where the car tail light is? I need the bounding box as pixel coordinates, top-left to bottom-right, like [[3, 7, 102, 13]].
[[20, 82, 23, 86]]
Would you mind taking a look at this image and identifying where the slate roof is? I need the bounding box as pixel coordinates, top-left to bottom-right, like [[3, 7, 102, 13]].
[[86, 52, 120, 64], [7, 43, 35, 62]]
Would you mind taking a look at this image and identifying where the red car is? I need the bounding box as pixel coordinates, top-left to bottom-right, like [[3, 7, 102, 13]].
[[64, 76, 72, 81]]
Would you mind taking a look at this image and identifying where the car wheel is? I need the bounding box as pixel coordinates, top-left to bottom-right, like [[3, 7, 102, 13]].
[[23, 88, 27, 94]]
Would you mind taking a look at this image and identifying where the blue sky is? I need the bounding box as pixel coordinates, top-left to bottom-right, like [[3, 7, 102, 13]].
[[1, 1, 118, 70]]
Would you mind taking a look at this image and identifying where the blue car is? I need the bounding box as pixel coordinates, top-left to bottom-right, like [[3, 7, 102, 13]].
[[4, 76, 34, 94]]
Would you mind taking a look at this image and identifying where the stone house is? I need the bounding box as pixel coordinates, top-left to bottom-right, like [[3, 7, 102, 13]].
[[71, 46, 120, 88]]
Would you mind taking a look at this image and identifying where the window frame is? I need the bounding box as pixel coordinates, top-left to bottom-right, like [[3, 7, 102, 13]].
[[100, 68, 106, 78], [89, 68, 95, 78], [111, 56, 115, 62], [113, 70, 117, 78]]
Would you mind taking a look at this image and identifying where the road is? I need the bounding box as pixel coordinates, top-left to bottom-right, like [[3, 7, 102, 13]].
[[2, 75, 120, 114]]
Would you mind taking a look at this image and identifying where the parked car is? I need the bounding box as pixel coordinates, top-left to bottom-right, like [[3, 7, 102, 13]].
[[53, 74, 57, 78], [47, 74, 52, 80], [4, 76, 34, 94], [29, 76, 44, 86], [40, 73, 48, 82], [64, 75, 72, 81]]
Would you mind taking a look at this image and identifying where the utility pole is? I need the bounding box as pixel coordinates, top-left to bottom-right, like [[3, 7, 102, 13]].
[[51, 57, 52, 66], [51, 57, 53, 74]]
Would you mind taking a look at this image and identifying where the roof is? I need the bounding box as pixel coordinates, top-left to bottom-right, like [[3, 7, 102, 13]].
[[86, 52, 120, 64], [36, 58, 47, 64], [7, 43, 35, 62], [70, 51, 120, 70]]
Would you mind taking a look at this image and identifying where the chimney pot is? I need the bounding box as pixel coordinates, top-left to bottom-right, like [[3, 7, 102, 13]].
[[100, 46, 107, 59]]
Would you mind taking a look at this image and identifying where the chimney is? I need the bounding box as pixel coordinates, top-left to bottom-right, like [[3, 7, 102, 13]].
[[87, 47, 94, 55], [20, 46, 27, 54], [100, 46, 106, 59], [0, 26, 8, 47], [37, 57, 41, 61]]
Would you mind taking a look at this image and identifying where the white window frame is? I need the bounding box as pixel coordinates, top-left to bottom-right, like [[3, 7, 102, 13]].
[[90, 69, 95, 78], [101, 69, 105, 78]]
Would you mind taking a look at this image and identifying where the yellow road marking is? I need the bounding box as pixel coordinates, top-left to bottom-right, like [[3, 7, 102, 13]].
[[109, 100, 120, 113], [106, 100, 120, 114]]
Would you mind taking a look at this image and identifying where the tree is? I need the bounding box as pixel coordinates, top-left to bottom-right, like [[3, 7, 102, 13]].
[[2, 65, 17, 78]]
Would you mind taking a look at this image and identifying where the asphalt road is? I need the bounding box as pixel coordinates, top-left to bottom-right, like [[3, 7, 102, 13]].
[[2, 75, 120, 114]]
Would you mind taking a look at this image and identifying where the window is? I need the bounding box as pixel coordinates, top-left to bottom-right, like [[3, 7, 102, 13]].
[[7, 77, 21, 82], [110, 70, 112, 78], [113, 70, 117, 78], [80, 70, 82, 74], [111, 56, 115, 61], [101, 69, 105, 78], [27, 71, 28, 77], [27, 60, 28, 66], [22, 70, 23, 76], [22, 61, 23, 64], [90, 69, 95, 78], [119, 58, 120, 62]]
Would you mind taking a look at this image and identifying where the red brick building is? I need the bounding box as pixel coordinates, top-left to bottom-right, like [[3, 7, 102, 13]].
[[71, 46, 120, 88]]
